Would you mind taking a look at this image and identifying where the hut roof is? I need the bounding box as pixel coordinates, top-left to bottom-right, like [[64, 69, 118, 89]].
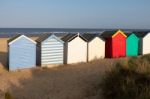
[[125, 33, 133, 37], [61, 33, 87, 42], [36, 33, 67, 43], [100, 30, 127, 38], [36, 33, 52, 43], [82, 33, 98, 42], [7, 34, 22, 43], [100, 30, 118, 38], [54, 33, 68, 38], [133, 32, 148, 38], [8, 35, 36, 45]]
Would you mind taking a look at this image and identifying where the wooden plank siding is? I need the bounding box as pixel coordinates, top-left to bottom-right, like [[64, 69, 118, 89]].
[[39, 35, 64, 66], [8, 35, 36, 71], [126, 34, 139, 56]]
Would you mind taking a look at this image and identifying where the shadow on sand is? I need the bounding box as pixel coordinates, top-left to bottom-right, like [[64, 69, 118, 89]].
[[0, 51, 8, 70]]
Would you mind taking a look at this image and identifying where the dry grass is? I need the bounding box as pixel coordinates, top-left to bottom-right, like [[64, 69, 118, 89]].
[[0, 37, 125, 99], [101, 55, 150, 99]]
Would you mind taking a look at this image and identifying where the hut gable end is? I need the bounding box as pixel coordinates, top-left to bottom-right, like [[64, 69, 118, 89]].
[[36, 33, 65, 44], [101, 30, 127, 39], [42, 34, 64, 44], [112, 30, 127, 38], [128, 34, 139, 40], [144, 33, 150, 40], [82, 34, 97, 42], [62, 33, 87, 42], [8, 35, 36, 45]]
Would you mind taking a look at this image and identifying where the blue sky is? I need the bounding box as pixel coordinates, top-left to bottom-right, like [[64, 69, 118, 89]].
[[0, 0, 150, 29]]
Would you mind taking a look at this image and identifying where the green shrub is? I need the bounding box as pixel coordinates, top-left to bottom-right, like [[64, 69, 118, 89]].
[[101, 57, 150, 99]]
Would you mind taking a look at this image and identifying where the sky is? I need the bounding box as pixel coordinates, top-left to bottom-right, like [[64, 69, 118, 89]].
[[0, 0, 150, 29]]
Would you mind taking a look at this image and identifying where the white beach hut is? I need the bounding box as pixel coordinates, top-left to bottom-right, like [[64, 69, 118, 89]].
[[82, 33, 105, 61], [62, 33, 87, 64], [134, 32, 150, 55]]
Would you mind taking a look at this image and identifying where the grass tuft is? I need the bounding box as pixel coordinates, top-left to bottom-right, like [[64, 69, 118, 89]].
[[101, 55, 150, 99]]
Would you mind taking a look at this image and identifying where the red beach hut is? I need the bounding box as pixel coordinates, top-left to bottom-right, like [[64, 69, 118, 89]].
[[101, 30, 127, 58]]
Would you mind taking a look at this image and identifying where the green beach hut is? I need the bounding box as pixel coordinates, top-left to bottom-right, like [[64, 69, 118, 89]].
[[126, 33, 139, 56]]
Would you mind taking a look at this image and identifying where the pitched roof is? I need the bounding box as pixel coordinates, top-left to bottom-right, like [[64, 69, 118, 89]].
[[36, 33, 68, 43], [54, 33, 68, 38], [7, 34, 22, 43], [8, 35, 36, 45], [125, 33, 132, 37], [125, 33, 140, 39], [133, 32, 148, 37], [36, 33, 52, 43], [100, 30, 118, 38], [61, 33, 87, 42], [82, 33, 98, 42], [100, 30, 127, 38]]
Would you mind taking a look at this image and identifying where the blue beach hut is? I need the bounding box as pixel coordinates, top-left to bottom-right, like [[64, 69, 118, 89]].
[[8, 35, 37, 71], [36, 33, 65, 67]]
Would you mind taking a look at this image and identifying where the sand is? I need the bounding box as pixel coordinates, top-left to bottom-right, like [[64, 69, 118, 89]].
[[0, 37, 116, 99], [0, 38, 8, 71]]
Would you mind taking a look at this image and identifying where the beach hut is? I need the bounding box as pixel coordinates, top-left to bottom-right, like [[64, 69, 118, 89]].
[[126, 33, 139, 56], [8, 35, 36, 71], [82, 33, 105, 61], [101, 30, 127, 58], [62, 33, 87, 64], [134, 32, 150, 55], [36, 33, 65, 67]]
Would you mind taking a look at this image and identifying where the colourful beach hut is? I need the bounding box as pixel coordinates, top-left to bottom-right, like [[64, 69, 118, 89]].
[[126, 33, 139, 56], [82, 33, 105, 61], [36, 33, 65, 67], [8, 35, 37, 71], [62, 33, 87, 64], [134, 32, 150, 55], [101, 30, 127, 58]]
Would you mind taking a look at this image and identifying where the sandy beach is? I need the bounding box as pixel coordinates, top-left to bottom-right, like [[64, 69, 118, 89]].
[[0, 38, 8, 71], [0, 37, 116, 99]]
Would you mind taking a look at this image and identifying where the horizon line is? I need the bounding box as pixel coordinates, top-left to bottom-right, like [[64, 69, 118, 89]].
[[0, 27, 150, 30]]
